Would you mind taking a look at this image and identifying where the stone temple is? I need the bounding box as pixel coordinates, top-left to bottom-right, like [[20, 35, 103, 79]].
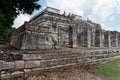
[[8, 7, 120, 49]]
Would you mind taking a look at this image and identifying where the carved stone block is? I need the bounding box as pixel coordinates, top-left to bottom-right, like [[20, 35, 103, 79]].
[[25, 61, 40, 68], [2, 62, 15, 70], [23, 54, 31, 60], [15, 61, 24, 69]]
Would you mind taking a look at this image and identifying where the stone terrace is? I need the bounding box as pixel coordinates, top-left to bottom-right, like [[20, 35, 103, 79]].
[[1, 47, 120, 79]]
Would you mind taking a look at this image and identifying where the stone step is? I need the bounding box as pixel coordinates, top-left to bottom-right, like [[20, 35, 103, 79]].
[[84, 55, 120, 65], [84, 50, 119, 55], [1, 63, 79, 79], [24, 57, 82, 69], [23, 52, 83, 60], [1, 57, 82, 71], [85, 53, 120, 59]]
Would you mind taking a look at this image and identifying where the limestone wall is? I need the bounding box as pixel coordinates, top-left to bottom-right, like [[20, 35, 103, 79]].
[[1, 48, 120, 79]]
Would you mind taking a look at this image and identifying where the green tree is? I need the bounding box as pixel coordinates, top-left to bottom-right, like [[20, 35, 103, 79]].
[[0, 27, 15, 43], [0, 0, 41, 43]]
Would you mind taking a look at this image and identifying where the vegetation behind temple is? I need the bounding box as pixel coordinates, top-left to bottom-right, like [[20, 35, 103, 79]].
[[0, 0, 41, 44]]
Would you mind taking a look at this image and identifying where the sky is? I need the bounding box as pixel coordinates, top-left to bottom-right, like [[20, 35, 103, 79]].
[[13, 0, 120, 31]]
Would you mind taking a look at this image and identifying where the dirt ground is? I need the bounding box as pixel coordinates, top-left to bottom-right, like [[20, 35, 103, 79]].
[[4, 66, 96, 80]]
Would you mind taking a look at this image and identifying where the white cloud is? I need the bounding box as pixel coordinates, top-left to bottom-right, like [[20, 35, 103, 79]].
[[101, 23, 120, 31], [89, 0, 117, 23], [101, 23, 114, 31], [116, 0, 120, 13], [109, 16, 115, 21], [46, 0, 97, 16], [12, 14, 30, 28], [46, 0, 120, 22]]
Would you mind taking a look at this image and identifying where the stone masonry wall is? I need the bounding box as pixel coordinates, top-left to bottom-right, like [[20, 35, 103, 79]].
[[1, 48, 120, 79]]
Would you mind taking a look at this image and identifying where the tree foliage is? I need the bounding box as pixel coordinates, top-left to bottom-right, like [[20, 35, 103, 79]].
[[0, 0, 41, 43], [0, 27, 15, 44]]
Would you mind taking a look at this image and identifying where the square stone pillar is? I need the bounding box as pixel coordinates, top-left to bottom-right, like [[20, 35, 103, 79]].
[[87, 29, 91, 47], [91, 29, 95, 47], [69, 25, 77, 48], [72, 34, 77, 47], [108, 31, 111, 47], [99, 31, 103, 47], [115, 33, 118, 47], [72, 26, 77, 48]]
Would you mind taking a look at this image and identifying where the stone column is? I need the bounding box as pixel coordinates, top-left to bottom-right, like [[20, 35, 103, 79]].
[[87, 28, 91, 47], [108, 31, 111, 47], [91, 29, 95, 47], [72, 24, 78, 48], [69, 25, 77, 48], [102, 32, 105, 47], [69, 26, 73, 48], [115, 33, 118, 47], [72, 33, 77, 47], [57, 27, 61, 47], [99, 30, 103, 47]]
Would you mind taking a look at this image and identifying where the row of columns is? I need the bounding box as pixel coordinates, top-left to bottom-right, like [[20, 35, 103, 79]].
[[71, 29, 119, 48], [86, 28, 103, 47], [107, 31, 118, 47]]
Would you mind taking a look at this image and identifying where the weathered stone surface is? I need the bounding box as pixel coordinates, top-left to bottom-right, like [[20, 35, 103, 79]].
[[0, 51, 22, 61], [0, 53, 14, 61], [2, 62, 15, 70], [31, 54, 38, 60], [33, 61, 40, 67], [25, 61, 40, 68], [14, 54, 23, 60], [15, 61, 24, 69], [25, 61, 34, 68], [38, 54, 42, 59], [1, 73, 11, 79], [23, 54, 31, 60], [0, 60, 4, 71], [11, 71, 24, 77], [24, 69, 32, 73]]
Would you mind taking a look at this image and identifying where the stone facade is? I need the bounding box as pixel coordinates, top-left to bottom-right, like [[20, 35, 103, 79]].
[[8, 6, 120, 49]]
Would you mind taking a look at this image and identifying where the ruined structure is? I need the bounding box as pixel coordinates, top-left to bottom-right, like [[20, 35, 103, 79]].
[[2, 7, 120, 80], [8, 7, 120, 49]]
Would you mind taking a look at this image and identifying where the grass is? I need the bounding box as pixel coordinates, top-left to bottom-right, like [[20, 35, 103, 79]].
[[93, 59, 120, 77]]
